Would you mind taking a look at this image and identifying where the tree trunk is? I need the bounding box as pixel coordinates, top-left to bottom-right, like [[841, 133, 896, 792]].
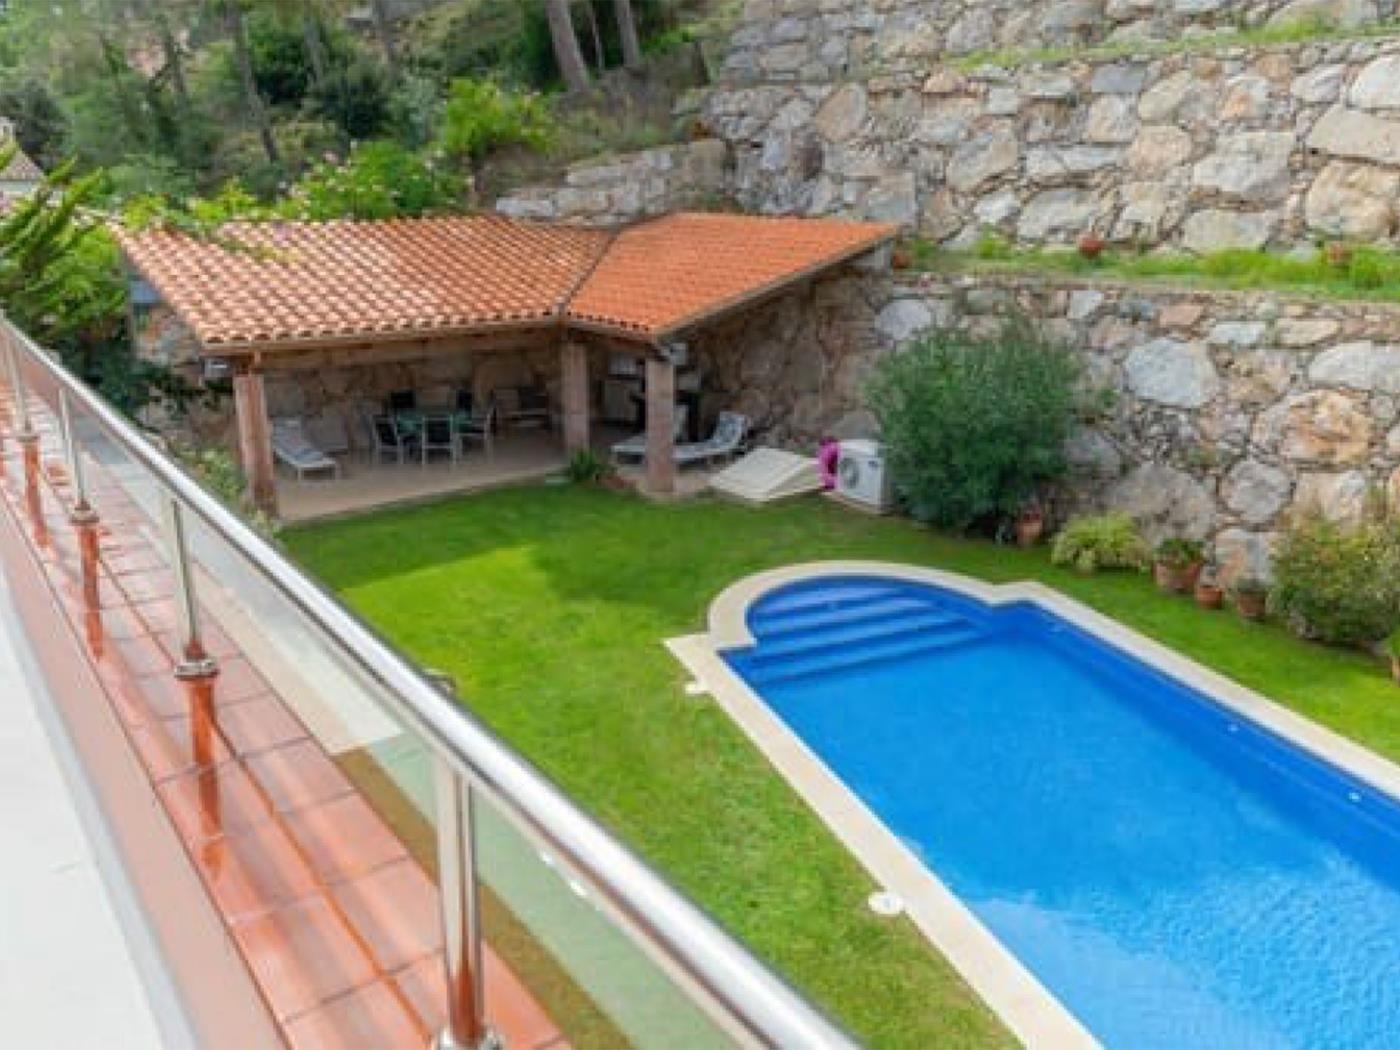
[[151, 2, 190, 107], [544, 0, 590, 95], [301, 3, 330, 89], [367, 0, 401, 81], [584, 1, 605, 75], [613, 0, 642, 69], [223, 0, 280, 166]]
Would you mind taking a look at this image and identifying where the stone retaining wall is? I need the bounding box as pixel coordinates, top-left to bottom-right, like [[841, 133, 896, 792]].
[[494, 139, 730, 224], [881, 273, 1400, 581], [703, 36, 1400, 250], [722, 0, 1395, 84]]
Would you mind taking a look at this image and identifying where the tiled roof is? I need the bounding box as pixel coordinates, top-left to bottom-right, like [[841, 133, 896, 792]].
[[568, 212, 896, 339], [118, 216, 612, 349], [0, 142, 42, 183], [119, 212, 896, 352]]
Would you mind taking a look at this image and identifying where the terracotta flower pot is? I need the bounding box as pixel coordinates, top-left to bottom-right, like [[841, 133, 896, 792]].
[[1195, 581, 1224, 610], [1234, 591, 1267, 621], [1156, 559, 1204, 594], [892, 246, 914, 270], [1078, 234, 1106, 260], [1015, 514, 1044, 548]]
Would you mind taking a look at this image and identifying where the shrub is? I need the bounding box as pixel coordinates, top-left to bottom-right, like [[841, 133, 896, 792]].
[[565, 449, 609, 484], [866, 319, 1080, 528], [1155, 537, 1205, 567], [1271, 512, 1400, 645], [1387, 628, 1400, 660], [1051, 513, 1150, 573]]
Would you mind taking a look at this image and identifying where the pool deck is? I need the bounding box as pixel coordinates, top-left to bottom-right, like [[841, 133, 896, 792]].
[[669, 559, 1400, 1050]]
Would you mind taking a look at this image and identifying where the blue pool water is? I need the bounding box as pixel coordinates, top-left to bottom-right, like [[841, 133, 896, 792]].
[[724, 576, 1400, 1049]]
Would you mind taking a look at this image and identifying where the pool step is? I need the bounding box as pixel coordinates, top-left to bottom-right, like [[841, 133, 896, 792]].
[[751, 595, 949, 639], [740, 625, 986, 686], [745, 611, 971, 663], [752, 582, 909, 619]]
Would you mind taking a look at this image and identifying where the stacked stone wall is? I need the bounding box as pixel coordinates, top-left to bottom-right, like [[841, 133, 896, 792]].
[[494, 140, 730, 224], [723, 0, 1395, 84], [705, 37, 1400, 250]]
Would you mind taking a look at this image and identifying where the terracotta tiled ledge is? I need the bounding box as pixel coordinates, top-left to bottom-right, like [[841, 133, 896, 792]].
[[0, 376, 565, 1049]]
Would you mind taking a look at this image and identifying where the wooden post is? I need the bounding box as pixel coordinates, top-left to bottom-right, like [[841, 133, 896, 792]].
[[561, 340, 590, 455], [232, 365, 277, 517], [645, 356, 676, 497]]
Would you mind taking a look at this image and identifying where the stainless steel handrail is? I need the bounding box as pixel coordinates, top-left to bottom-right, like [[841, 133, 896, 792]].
[[3, 319, 856, 1050]]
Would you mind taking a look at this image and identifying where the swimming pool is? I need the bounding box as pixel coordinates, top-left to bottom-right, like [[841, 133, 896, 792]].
[[671, 564, 1400, 1049]]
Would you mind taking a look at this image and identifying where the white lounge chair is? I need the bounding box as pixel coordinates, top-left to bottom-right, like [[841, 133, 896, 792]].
[[676, 412, 749, 467], [611, 405, 690, 463], [272, 418, 340, 480]]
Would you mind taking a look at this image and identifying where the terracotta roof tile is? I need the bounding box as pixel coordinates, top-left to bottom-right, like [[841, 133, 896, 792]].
[[0, 142, 42, 183], [119, 212, 896, 352], [568, 212, 896, 339], [118, 216, 612, 350]]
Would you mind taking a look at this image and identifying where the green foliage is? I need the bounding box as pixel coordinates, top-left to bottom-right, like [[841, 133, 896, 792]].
[[1387, 628, 1400, 660], [281, 141, 463, 220], [0, 76, 67, 168], [866, 319, 1080, 528], [437, 77, 554, 168], [1155, 537, 1205, 568], [1272, 513, 1400, 645], [0, 151, 124, 355], [923, 242, 1400, 305], [565, 448, 610, 483], [308, 54, 391, 141], [1051, 513, 1151, 573]]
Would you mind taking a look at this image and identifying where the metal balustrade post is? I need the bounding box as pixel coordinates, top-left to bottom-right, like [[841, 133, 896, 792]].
[[58, 388, 98, 525], [3, 320, 36, 442], [160, 493, 218, 680], [433, 753, 499, 1050]]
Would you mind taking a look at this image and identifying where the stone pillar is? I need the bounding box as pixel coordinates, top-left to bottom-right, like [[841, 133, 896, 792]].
[[645, 356, 676, 496], [233, 366, 277, 517], [560, 340, 590, 455]]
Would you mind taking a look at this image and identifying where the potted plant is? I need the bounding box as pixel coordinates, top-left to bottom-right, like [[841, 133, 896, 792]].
[[1015, 500, 1045, 547], [891, 243, 914, 270], [1324, 240, 1353, 269], [1194, 567, 1224, 610], [1154, 538, 1205, 593], [1387, 628, 1400, 686], [1077, 232, 1106, 261], [1232, 576, 1269, 621]]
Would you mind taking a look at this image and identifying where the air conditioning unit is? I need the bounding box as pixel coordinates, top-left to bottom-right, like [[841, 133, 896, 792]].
[[834, 439, 894, 513]]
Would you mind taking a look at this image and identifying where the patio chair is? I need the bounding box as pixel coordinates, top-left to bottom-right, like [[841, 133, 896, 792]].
[[271, 418, 340, 481], [371, 415, 417, 465], [459, 402, 496, 457], [454, 388, 473, 417], [420, 414, 459, 467], [675, 412, 750, 468], [611, 405, 689, 463], [496, 386, 551, 430]]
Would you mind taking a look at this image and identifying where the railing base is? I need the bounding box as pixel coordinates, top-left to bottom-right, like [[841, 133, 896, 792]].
[[432, 1027, 504, 1050]]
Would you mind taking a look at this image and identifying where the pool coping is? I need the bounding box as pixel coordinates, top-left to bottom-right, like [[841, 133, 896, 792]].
[[666, 560, 1400, 1050]]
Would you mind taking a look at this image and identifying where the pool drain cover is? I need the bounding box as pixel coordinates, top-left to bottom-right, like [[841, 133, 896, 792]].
[[867, 890, 905, 917]]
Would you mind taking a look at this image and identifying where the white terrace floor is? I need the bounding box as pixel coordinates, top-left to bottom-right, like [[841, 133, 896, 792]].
[[276, 426, 719, 522]]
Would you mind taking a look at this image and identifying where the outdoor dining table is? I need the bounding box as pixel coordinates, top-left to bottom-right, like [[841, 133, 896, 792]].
[[392, 409, 473, 437]]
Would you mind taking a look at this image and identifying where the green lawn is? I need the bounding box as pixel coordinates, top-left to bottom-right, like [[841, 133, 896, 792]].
[[284, 485, 1400, 1048]]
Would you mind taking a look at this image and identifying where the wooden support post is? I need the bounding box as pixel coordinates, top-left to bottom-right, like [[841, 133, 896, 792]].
[[561, 340, 590, 455], [645, 356, 676, 497], [232, 366, 277, 517]]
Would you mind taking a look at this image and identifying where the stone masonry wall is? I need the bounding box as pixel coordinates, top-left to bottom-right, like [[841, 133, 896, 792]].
[[494, 139, 730, 224], [878, 274, 1400, 582], [704, 37, 1400, 250], [723, 0, 1394, 83]]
